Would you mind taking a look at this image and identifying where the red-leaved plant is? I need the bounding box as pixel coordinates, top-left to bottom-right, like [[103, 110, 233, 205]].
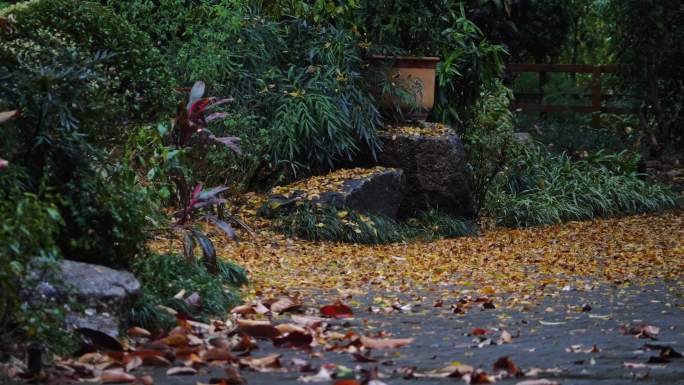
[[174, 183, 252, 274], [172, 81, 241, 154]]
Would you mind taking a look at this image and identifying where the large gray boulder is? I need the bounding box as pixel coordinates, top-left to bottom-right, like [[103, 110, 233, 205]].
[[33, 260, 141, 337], [269, 167, 405, 219], [373, 127, 476, 218]]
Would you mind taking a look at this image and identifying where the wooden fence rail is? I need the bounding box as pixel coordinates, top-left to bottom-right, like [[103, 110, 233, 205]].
[[505, 63, 626, 128]]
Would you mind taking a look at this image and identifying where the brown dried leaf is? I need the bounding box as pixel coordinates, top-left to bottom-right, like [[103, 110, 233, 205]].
[[269, 296, 301, 313], [202, 348, 236, 362], [100, 370, 136, 383], [359, 336, 414, 350], [236, 319, 281, 339], [124, 356, 142, 372], [158, 334, 188, 347], [166, 366, 198, 376], [275, 323, 307, 335], [239, 354, 283, 372], [127, 327, 151, 339], [272, 331, 313, 349], [493, 356, 522, 376], [291, 315, 325, 328]]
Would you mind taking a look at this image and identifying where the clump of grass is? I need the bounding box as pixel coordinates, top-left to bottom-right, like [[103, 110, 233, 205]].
[[129, 253, 247, 330], [265, 203, 475, 244], [403, 209, 477, 242], [487, 147, 678, 227]]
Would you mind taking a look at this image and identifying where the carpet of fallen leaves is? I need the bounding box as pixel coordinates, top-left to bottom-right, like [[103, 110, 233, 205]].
[[270, 167, 393, 200], [5, 211, 682, 385], [380, 123, 453, 137], [151, 209, 684, 299]]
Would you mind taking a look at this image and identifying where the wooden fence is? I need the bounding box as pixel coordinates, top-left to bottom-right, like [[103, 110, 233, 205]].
[[505, 63, 626, 128]]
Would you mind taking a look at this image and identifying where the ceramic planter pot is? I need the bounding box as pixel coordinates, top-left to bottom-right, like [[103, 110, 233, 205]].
[[371, 56, 440, 120]]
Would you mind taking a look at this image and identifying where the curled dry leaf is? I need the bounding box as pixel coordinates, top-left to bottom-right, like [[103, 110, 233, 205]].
[[466, 370, 495, 384], [209, 337, 231, 349], [239, 354, 283, 372], [291, 315, 325, 328], [127, 351, 172, 367], [100, 370, 136, 384], [231, 305, 256, 315], [470, 328, 489, 336], [232, 334, 258, 352], [359, 336, 414, 350], [516, 380, 561, 385], [236, 319, 281, 339], [418, 363, 474, 378], [272, 331, 313, 349], [498, 330, 513, 344], [631, 324, 660, 339], [320, 302, 354, 318], [352, 353, 377, 363], [124, 356, 142, 372], [166, 366, 198, 376], [275, 323, 307, 335], [202, 348, 236, 362], [269, 296, 301, 313], [254, 302, 271, 314], [208, 366, 248, 385], [158, 334, 188, 347], [493, 356, 522, 376], [127, 327, 151, 339]]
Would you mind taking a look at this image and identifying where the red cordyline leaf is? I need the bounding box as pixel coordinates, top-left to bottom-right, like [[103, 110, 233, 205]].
[[186, 81, 206, 111], [189, 99, 212, 117], [186, 183, 203, 210], [213, 136, 241, 154]]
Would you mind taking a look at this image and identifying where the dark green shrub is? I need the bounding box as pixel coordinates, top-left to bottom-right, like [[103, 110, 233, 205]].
[[112, 3, 381, 180], [0, 35, 159, 269], [56, 163, 157, 269], [463, 80, 522, 216], [0, 0, 175, 138], [0, 169, 75, 355]]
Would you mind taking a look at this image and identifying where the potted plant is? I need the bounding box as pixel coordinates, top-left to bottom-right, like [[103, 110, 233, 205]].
[[358, 1, 450, 121], [370, 56, 440, 121]]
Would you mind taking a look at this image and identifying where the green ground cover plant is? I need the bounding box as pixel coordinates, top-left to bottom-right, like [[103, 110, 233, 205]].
[[487, 147, 677, 227], [265, 203, 475, 244], [129, 253, 247, 330]]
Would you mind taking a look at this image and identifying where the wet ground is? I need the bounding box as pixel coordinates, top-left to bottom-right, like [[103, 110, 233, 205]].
[[144, 280, 684, 385]]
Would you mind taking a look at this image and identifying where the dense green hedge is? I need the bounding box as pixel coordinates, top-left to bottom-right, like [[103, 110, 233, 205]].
[[0, 0, 175, 136]]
